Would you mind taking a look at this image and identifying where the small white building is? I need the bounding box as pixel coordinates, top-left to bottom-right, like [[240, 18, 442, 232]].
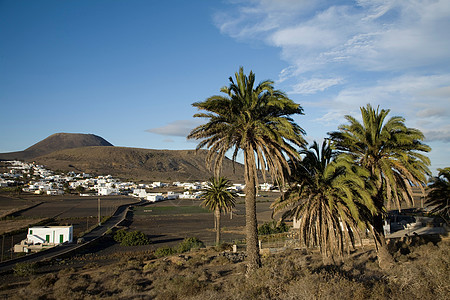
[[27, 226, 73, 245], [259, 183, 273, 192], [98, 187, 119, 196], [165, 191, 179, 200], [146, 193, 164, 202]]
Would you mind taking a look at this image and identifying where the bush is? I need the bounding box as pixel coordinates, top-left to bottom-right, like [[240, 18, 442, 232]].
[[13, 262, 37, 277], [113, 229, 127, 243], [155, 246, 177, 258], [114, 229, 150, 246], [121, 231, 150, 246], [177, 237, 205, 253], [258, 220, 289, 235]]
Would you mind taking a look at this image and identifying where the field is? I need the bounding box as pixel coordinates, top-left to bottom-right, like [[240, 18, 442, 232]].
[[0, 191, 279, 260], [0, 192, 138, 260]]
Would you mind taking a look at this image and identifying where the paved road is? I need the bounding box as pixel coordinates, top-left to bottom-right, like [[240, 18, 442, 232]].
[[0, 200, 142, 274]]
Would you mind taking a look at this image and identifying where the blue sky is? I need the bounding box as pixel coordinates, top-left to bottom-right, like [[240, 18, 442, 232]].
[[1, 0, 449, 175]]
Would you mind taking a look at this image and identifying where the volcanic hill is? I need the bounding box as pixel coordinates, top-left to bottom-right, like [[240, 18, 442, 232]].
[[34, 147, 245, 182], [0, 133, 112, 161], [0, 133, 245, 182]]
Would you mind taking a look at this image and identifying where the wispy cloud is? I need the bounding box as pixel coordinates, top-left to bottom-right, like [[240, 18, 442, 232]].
[[215, 0, 450, 77], [423, 127, 450, 143], [146, 120, 203, 137], [291, 77, 344, 94], [214, 0, 450, 150]]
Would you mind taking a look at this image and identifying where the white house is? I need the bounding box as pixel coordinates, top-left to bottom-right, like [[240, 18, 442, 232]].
[[132, 188, 148, 198], [27, 226, 73, 245], [98, 187, 119, 196], [230, 184, 245, 192], [259, 183, 273, 192], [146, 193, 164, 202], [165, 191, 179, 200], [179, 191, 199, 199]]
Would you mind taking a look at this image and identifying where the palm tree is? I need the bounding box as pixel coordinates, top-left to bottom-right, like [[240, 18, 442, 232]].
[[188, 67, 306, 271], [426, 167, 450, 223], [329, 104, 431, 269], [272, 141, 375, 263], [200, 177, 236, 246]]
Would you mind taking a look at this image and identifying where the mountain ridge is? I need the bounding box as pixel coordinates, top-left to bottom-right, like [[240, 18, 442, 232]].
[[0, 133, 113, 161], [0, 133, 245, 182], [33, 146, 245, 182]]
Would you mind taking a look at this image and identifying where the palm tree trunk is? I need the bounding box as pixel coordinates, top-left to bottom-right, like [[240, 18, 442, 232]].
[[372, 190, 395, 270], [215, 207, 221, 246], [244, 147, 262, 273], [372, 212, 395, 270]]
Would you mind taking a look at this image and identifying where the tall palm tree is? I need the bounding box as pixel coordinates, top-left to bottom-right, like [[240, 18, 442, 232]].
[[272, 141, 375, 263], [426, 167, 450, 223], [200, 177, 236, 246], [188, 67, 306, 272], [329, 104, 430, 268]]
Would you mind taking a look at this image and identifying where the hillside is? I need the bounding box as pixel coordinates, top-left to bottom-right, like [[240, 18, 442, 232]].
[[33, 146, 246, 182], [0, 133, 113, 161]]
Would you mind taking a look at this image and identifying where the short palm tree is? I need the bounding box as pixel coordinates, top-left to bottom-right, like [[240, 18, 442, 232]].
[[272, 141, 375, 263], [426, 167, 450, 223], [329, 104, 431, 268], [188, 67, 306, 271], [200, 177, 236, 246]]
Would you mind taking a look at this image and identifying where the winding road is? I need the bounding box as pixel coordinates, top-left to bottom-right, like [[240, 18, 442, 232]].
[[0, 200, 143, 274]]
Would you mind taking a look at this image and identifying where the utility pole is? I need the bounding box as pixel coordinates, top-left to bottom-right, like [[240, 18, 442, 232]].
[[98, 198, 101, 226], [1, 235, 4, 262]]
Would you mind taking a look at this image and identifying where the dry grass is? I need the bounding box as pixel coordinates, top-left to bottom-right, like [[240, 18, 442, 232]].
[[6, 236, 449, 300]]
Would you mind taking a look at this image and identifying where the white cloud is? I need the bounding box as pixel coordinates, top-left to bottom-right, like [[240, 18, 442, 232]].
[[308, 74, 450, 142], [291, 77, 344, 94], [423, 127, 450, 143], [214, 0, 450, 170], [215, 0, 450, 75], [146, 120, 203, 137]]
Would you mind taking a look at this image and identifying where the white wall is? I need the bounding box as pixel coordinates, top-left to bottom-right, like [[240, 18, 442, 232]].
[[27, 226, 73, 244]]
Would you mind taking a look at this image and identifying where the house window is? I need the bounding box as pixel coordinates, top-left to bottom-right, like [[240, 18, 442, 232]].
[[60, 234, 64, 243], [29, 230, 33, 235], [45, 235, 50, 242]]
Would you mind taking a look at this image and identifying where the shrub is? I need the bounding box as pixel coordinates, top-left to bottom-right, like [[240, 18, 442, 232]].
[[155, 246, 176, 258], [258, 220, 289, 235], [215, 242, 233, 251], [120, 231, 150, 246], [114, 229, 150, 246], [177, 237, 205, 253], [113, 229, 127, 243], [13, 262, 37, 277]]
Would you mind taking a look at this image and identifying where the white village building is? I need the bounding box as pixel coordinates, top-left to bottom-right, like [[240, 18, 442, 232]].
[[14, 225, 74, 253], [27, 226, 73, 244], [146, 193, 164, 202]]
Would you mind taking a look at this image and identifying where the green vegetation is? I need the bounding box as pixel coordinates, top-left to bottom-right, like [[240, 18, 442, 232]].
[[134, 206, 209, 215], [426, 167, 450, 223], [258, 220, 289, 235], [114, 229, 150, 246], [177, 237, 205, 253], [154, 237, 205, 258], [272, 141, 375, 263], [154, 246, 176, 258], [200, 177, 236, 245], [329, 104, 431, 269], [13, 262, 37, 277], [188, 67, 306, 272]]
